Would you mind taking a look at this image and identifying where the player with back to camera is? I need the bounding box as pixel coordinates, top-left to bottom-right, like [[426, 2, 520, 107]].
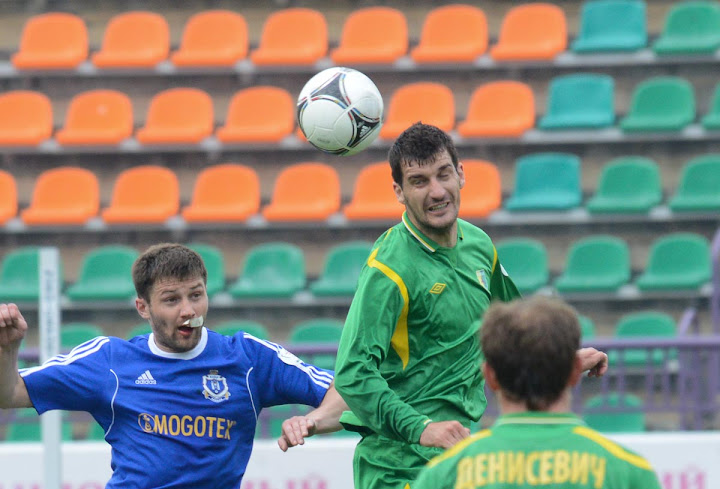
[[0, 243, 346, 488], [413, 296, 662, 489]]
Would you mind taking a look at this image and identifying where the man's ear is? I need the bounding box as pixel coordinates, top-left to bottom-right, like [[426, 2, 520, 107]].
[[393, 181, 405, 205], [136, 298, 151, 320], [482, 362, 500, 392], [568, 356, 583, 388], [457, 161, 465, 190]]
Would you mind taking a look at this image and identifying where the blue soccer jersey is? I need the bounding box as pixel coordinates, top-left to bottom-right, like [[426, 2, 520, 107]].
[[21, 328, 332, 489]]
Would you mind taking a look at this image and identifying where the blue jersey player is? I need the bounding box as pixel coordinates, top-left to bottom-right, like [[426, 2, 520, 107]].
[[0, 243, 346, 488]]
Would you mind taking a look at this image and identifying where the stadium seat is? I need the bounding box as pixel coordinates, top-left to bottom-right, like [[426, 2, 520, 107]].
[[504, 153, 582, 211], [410, 5, 487, 63], [86, 422, 107, 441], [495, 238, 549, 294], [102, 166, 179, 224], [458, 160, 502, 218], [583, 393, 645, 433], [171, 10, 248, 67], [92, 11, 169, 68], [262, 163, 340, 222], [554, 235, 630, 293], [609, 311, 677, 368], [56, 90, 133, 145], [61, 322, 104, 350], [214, 320, 269, 340], [216, 87, 294, 143], [127, 323, 152, 339], [187, 243, 225, 298], [136, 88, 214, 144], [0, 247, 62, 302], [66, 246, 137, 301], [229, 242, 306, 299], [579, 315, 596, 339], [310, 241, 372, 297], [571, 0, 647, 53], [21, 167, 99, 225], [250, 8, 327, 65], [379, 82, 455, 140], [653, 1, 720, 55], [620, 77, 695, 132], [331, 7, 408, 64], [587, 156, 662, 214], [0, 170, 18, 225], [701, 83, 720, 129], [539, 74, 615, 130], [12, 13, 87, 69], [289, 318, 344, 370], [6, 419, 74, 442], [343, 162, 403, 220], [456, 81, 535, 138], [490, 3, 567, 61], [0, 91, 52, 146], [635, 233, 711, 291], [182, 164, 260, 223], [668, 155, 720, 212]]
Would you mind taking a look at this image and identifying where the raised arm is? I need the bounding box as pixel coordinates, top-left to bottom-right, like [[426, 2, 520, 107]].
[[0, 303, 32, 408]]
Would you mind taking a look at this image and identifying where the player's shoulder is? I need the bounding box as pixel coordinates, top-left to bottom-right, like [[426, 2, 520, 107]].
[[457, 219, 494, 246], [571, 425, 655, 471]]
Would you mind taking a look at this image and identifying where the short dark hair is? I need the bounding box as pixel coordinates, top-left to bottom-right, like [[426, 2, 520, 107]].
[[132, 243, 207, 302], [388, 122, 460, 186], [481, 296, 581, 410]]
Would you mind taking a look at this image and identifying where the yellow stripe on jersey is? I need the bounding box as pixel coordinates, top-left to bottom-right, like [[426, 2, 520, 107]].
[[367, 248, 411, 369], [491, 245, 498, 273], [426, 430, 493, 468], [572, 426, 653, 470]]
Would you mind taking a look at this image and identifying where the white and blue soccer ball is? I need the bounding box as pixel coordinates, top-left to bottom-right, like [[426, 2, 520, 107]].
[[297, 67, 383, 156]]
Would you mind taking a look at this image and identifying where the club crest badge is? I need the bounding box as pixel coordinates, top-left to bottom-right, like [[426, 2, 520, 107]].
[[202, 370, 230, 403], [476, 269, 489, 291]]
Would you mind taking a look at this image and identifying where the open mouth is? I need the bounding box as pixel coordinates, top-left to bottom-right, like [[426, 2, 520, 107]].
[[428, 202, 449, 212]]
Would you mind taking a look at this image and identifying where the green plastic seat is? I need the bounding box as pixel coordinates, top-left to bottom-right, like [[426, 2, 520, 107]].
[[289, 318, 344, 370], [620, 77, 695, 132], [86, 422, 107, 441], [495, 238, 549, 294], [310, 241, 372, 297], [229, 242, 305, 299], [571, 0, 647, 53], [635, 233, 711, 290], [609, 311, 677, 368], [579, 315, 596, 339], [0, 247, 63, 302], [668, 155, 720, 212], [653, 1, 720, 55], [66, 245, 138, 301], [214, 320, 270, 340], [504, 153, 582, 211], [555, 235, 630, 293], [126, 323, 152, 339], [61, 322, 103, 350], [6, 421, 74, 442], [701, 84, 720, 129], [587, 156, 662, 214], [187, 242, 225, 298], [583, 393, 645, 433], [539, 74, 615, 129]]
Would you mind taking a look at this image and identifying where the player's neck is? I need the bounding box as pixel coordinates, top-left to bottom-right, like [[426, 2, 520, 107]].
[[497, 390, 572, 415]]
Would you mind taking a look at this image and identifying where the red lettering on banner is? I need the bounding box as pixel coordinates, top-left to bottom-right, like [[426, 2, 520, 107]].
[[661, 466, 706, 489]]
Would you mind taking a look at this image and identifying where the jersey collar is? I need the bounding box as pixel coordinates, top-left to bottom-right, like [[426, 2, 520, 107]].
[[401, 212, 464, 253], [493, 412, 585, 427], [148, 327, 208, 360]]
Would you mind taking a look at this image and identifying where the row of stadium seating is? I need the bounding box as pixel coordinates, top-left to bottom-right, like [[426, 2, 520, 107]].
[[0, 233, 711, 304], [2, 154, 717, 228], [8, 1, 720, 71], [3, 74, 720, 147]]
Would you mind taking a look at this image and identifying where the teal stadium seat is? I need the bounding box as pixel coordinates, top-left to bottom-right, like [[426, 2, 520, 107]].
[[504, 153, 582, 211], [495, 238, 549, 294], [653, 1, 720, 55], [61, 322, 103, 350], [583, 393, 645, 433], [0, 247, 63, 302], [701, 83, 720, 129], [66, 245, 137, 301], [214, 320, 270, 340], [668, 155, 720, 212], [579, 315, 596, 339], [635, 233, 711, 290], [571, 0, 647, 53], [126, 323, 152, 339], [187, 242, 225, 298], [587, 156, 662, 214], [229, 242, 305, 299], [539, 73, 615, 130], [620, 77, 695, 132], [555, 235, 630, 293], [6, 420, 74, 442], [310, 241, 372, 297], [289, 318, 344, 370], [609, 311, 677, 368]]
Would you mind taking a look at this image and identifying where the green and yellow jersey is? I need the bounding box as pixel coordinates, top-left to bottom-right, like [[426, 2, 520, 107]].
[[414, 412, 662, 489]]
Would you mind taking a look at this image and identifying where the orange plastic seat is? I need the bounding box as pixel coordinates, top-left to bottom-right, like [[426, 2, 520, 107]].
[[251, 8, 327, 66], [458, 160, 501, 218], [490, 3, 567, 61], [457, 81, 535, 138], [136, 88, 214, 144], [411, 5, 488, 63], [21, 167, 99, 225], [171, 10, 247, 67], [92, 12, 169, 68], [331, 7, 408, 64], [217, 87, 294, 143], [343, 162, 403, 220], [102, 166, 178, 224], [12, 13, 87, 69], [56, 90, 133, 146], [0, 170, 18, 225], [0, 91, 52, 146], [380, 82, 455, 140], [182, 164, 260, 223], [262, 163, 340, 221]]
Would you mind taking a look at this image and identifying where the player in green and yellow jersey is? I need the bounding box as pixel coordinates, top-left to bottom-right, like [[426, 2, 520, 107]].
[[414, 296, 659, 489]]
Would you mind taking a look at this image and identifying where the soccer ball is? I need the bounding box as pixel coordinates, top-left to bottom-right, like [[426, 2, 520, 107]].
[[297, 67, 383, 156]]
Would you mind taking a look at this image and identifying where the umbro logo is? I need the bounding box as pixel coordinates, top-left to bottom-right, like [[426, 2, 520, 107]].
[[135, 370, 156, 385]]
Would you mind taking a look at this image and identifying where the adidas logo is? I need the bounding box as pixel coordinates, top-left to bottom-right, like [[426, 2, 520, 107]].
[[135, 370, 156, 385]]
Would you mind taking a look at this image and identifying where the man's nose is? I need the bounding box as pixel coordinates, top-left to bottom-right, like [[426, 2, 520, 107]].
[[428, 177, 445, 198]]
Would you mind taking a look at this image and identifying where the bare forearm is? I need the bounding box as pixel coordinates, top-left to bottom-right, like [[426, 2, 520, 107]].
[[0, 347, 23, 408], [306, 381, 347, 434]]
